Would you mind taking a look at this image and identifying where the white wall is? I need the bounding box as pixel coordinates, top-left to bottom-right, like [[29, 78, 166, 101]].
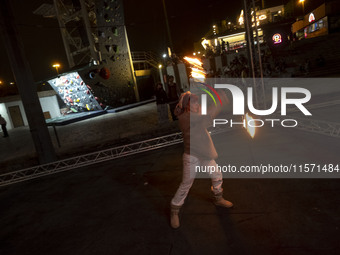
[[39, 95, 61, 119], [0, 95, 60, 130], [0, 103, 11, 129], [177, 63, 189, 91], [166, 66, 175, 81], [166, 64, 190, 91]]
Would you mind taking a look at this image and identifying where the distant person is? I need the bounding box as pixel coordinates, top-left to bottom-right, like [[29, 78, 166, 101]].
[[170, 91, 233, 229], [221, 39, 226, 54], [0, 114, 9, 137], [155, 82, 169, 124], [167, 76, 179, 121]]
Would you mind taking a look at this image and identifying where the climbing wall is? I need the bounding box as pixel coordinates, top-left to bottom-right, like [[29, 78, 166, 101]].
[[51, 0, 137, 109], [82, 0, 136, 108], [47, 72, 101, 112]]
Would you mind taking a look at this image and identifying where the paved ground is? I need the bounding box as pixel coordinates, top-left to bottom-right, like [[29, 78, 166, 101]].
[[1, 127, 340, 255], [1, 84, 340, 255], [0, 102, 179, 172]]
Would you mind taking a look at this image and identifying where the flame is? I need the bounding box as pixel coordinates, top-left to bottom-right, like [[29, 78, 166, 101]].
[[183, 57, 203, 67], [244, 113, 256, 138], [191, 67, 206, 78], [184, 56, 206, 79]]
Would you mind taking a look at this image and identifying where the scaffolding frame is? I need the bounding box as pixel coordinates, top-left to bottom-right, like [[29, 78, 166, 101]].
[[288, 116, 340, 138], [0, 133, 183, 187]]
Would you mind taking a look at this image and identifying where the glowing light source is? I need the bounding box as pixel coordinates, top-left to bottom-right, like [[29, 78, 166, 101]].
[[201, 39, 209, 49], [52, 63, 60, 74], [244, 113, 256, 138], [272, 33, 282, 44], [238, 10, 244, 25], [162, 53, 167, 58], [309, 13, 315, 23], [259, 15, 267, 20], [299, 0, 305, 14], [158, 64, 162, 69]]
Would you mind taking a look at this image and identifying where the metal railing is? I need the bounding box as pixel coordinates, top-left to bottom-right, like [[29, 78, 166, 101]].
[[131, 51, 159, 69], [0, 132, 183, 187]]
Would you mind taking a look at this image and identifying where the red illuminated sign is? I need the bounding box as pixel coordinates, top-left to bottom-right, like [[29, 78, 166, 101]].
[[309, 13, 315, 23]]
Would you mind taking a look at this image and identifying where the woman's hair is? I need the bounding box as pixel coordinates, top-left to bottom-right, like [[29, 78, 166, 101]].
[[175, 91, 199, 115]]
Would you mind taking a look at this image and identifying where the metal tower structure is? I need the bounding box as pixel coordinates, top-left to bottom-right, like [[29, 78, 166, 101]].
[[34, 0, 139, 107]]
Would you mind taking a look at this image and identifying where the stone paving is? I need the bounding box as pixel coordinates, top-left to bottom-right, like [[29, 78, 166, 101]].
[[1, 127, 339, 255], [1, 87, 340, 255]]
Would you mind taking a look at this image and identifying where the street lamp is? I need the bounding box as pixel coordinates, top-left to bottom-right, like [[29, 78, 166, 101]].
[[52, 63, 60, 74], [299, 0, 305, 15]]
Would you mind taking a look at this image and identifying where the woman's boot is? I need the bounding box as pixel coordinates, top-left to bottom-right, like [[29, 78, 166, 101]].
[[213, 192, 233, 208], [170, 204, 181, 229]]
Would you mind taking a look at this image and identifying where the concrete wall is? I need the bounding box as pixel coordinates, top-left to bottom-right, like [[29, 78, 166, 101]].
[[166, 64, 190, 91], [178, 63, 189, 91]]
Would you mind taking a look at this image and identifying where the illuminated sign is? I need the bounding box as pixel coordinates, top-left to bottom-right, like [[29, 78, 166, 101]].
[[309, 13, 315, 23], [259, 15, 267, 20], [238, 10, 244, 25], [272, 33, 282, 44]]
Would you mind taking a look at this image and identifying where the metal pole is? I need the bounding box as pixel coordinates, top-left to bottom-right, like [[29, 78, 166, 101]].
[[252, 0, 266, 109], [162, 0, 181, 92], [162, 0, 174, 51], [243, 0, 256, 79], [0, 0, 56, 164], [243, 0, 258, 107]]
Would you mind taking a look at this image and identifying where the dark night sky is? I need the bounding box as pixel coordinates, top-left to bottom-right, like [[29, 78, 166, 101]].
[[0, 0, 320, 84]]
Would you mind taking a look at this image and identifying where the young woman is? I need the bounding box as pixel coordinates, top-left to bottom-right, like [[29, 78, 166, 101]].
[[170, 91, 233, 229]]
